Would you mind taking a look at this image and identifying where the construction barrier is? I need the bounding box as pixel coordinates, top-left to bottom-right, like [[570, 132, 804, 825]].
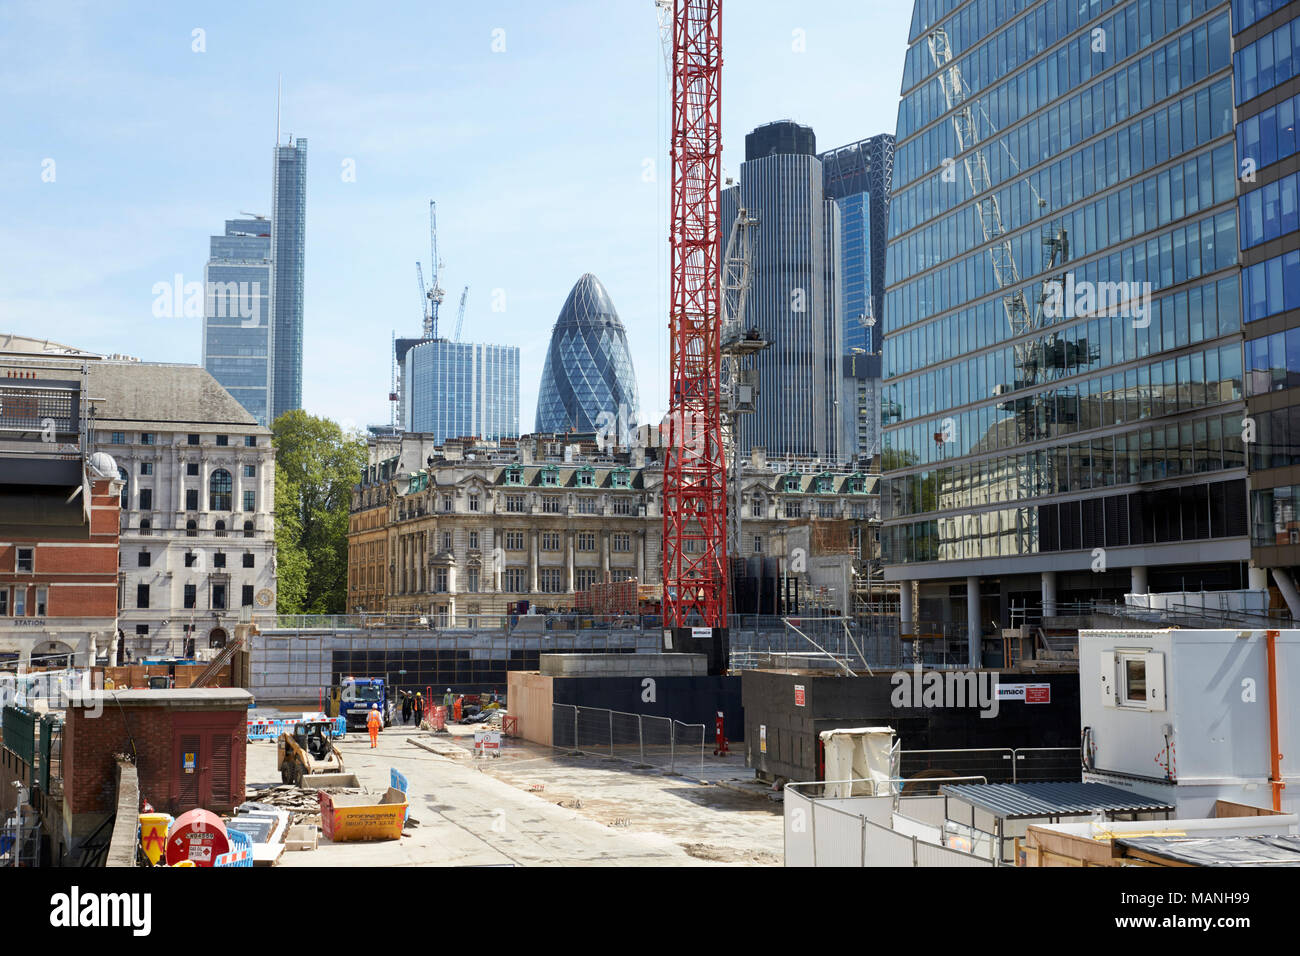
[[215, 828, 254, 868], [390, 768, 409, 827], [246, 716, 347, 741]]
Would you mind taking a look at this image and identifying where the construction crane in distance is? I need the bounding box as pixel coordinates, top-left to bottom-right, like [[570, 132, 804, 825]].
[[454, 286, 469, 342], [416, 200, 446, 339]]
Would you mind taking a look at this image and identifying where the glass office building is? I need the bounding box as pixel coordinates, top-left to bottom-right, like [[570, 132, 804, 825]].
[[821, 134, 896, 459], [404, 340, 519, 442], [202, 219, 274, 425], [821, 133, 896, 349], [271, 137, 307, 421], [1237, 0, 1300, 608], [882, 0, 1248, 649], [535, 273, 641, 436], [721, 121, 845, 461]]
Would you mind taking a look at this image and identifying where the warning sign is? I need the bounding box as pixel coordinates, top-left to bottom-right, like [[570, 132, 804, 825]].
[[182, 751, 196, 774], [794, 685, 806, 707], [997, 683, 1051, 704]]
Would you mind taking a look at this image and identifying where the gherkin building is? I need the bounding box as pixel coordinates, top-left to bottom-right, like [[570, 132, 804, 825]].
[[535, 273, 640, 435]]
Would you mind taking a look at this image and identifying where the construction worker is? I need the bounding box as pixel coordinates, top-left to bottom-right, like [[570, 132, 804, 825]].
[[367, 703, 382, 748], [401, 691, 412, 725], [413, 692, 424, 726], [443, 687, 454, 713], [453, 694, 463, 722]]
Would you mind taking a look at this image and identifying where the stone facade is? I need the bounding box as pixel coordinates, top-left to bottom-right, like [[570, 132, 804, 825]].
[[349, 433, 880, 619], [90, 362, 277, 656]]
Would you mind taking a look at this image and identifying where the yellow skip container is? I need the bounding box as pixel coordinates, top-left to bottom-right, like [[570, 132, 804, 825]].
[[318, 787, 408, 842]]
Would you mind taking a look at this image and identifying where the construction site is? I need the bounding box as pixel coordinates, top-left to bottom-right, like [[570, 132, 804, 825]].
[[3, 4, 1297, 898]]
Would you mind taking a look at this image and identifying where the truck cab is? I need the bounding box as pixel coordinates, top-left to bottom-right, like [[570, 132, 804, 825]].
[[338, 677, 389, 730]]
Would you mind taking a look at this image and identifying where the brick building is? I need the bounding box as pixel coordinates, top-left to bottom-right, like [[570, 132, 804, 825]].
[[0, 343, 124, 667], [58, 688, 251, 855]]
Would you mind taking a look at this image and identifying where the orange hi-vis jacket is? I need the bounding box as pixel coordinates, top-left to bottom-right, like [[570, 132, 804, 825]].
[[367, 709, 383, 732]]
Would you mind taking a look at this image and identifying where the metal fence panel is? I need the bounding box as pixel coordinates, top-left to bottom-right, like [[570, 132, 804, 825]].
[[1, 705, 35, 766], [784, 788, 815, 867], [915, 841, 996, 867], [864, 819, 916, 866], [813, 803, 864, 866], [671, 721, 705, 777]]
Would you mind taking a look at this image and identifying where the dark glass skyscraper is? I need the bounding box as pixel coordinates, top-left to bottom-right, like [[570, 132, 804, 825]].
[[535, 274, 640, 437], [883, 0, 1245, 654], [202, 218, 273, 425], [722, 121, 844, 461], [271, 136, 307, 421]]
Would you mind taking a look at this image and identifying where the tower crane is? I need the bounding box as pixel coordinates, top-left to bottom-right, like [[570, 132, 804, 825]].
[[454, 285, 469, 342], [417, 200, 446, 339], [661, 0, 728, 637]]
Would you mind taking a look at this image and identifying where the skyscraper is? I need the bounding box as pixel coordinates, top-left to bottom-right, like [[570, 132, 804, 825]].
[[820, 133, 895, 347], [1237, 0, 1300, 611], [404, 340, 520, 442], [535, 273, 641, 439], [821, 133, 895, 459], [270, 136, 307, 422], [882, 0, 1243, 653], [202, 218, 273, 426], [721, 121, 843, 461]]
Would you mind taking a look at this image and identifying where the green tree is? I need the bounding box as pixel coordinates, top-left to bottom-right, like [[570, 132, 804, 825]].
[[272, 410, 366, 614]]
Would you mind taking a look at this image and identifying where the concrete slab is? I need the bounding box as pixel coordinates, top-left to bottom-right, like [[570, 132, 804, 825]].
[[245, 727, 732, 866]]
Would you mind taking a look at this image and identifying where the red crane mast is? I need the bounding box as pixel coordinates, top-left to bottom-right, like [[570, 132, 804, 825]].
[[661, 0, 728, 633]]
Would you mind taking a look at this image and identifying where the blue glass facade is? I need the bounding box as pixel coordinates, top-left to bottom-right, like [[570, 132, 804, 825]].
[[202, 219, 273, 425], [535, 274, 641, 436], [883, 0, 1255, 626], [1236, 0, 1300, 572], [271, 137, 306, 422], [721, 122, 845, 461], [405, 340, 519, 442]]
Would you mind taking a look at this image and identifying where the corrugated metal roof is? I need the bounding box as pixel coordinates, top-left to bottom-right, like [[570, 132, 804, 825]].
[[940, 782, 1175, 820], [1117, 835, 1300, 867]]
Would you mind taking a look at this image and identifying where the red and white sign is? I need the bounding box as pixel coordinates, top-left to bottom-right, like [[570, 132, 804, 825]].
[[794, 685, 806, 707], [997, 682, 1051, 704], [473, 730, 501, 755]]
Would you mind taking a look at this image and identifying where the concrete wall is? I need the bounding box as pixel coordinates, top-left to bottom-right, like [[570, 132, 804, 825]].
[[539, 652, 706, 677], [506, 671, 554, 746], [741, 669, 1081, 783], [551, 676, 743, 740]]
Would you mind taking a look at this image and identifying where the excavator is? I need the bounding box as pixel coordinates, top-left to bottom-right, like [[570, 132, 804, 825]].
[[277, 719, 353, 788]]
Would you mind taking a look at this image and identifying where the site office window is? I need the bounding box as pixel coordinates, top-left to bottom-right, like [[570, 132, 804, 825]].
[[1101, 649, 1167, 711]]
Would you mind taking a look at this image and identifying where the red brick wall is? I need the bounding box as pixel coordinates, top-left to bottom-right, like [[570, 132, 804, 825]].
[[64, 705, 247, 815], [0, 473, 121, 620]]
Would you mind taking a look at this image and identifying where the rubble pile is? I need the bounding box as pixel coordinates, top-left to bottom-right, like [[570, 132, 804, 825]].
[[243, 783, 363, 826]]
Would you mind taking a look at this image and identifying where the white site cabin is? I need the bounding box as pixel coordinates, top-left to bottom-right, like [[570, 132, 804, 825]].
[[1079, 628, 1298, 817]]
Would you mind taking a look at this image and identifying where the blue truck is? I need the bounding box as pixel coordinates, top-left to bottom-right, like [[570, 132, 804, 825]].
[[333, 677, 391, 731]]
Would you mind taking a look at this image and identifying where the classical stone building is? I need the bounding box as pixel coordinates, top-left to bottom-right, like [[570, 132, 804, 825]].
[[348, 432, 880, 620], [89, 360, 277, 656]]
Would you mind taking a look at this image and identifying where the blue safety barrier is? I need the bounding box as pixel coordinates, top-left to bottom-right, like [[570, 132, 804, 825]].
[[246, 715, 346, 740], [217, 828, 254, 867], [390, 768, 409, 827]]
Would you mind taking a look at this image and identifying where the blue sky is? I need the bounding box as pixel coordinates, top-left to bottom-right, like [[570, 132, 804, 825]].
[[0, 0, 912, 433]]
